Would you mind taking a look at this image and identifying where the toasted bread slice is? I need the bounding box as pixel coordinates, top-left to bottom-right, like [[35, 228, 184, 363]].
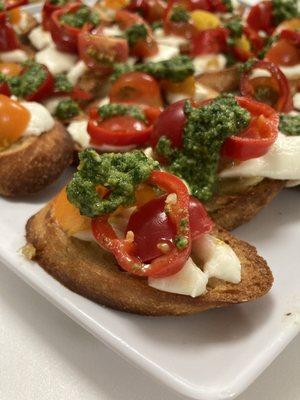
[[206, 178, 285, 231], [0, 122, 74, 196], [25, 202, 273, 316]]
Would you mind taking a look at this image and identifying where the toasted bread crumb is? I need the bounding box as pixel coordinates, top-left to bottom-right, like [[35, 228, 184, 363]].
[[21, 243, 36, 260]]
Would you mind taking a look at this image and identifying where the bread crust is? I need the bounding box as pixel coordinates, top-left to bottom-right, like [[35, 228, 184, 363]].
[[206, 178, 285, 231], [0, 122, 74, 196], [25, 203, 273, 316]]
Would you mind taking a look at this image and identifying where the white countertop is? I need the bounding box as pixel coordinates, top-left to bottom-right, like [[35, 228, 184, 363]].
[[1, 265, 299, 400]]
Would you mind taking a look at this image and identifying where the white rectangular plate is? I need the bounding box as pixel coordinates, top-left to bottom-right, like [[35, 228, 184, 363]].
[[1, 176, 299, 400], [1, 4, 300, 398]]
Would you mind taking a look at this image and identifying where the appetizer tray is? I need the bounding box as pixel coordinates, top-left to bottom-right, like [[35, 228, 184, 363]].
[[1, 2, 299, 399], [1, 177, 299, 400]]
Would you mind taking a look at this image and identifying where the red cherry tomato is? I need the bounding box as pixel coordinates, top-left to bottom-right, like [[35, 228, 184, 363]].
[[190, 27, 228, 57], [42, 0, 75, 31], [164, 1, 196, 39], [265, 38, 300, 66], [221, 96, 279, 161], [115, 10, 158, 58], [50, 3, 85, 53], [78, 25, 129, 73], [109, 71, 163, 107], [71, 86, 93, 101], [0, 13, 20, 52], [246, 0, 274, 34], [240, 60, 293, 112], [151, 99, 186, 148], [244, 26, 265, 53], [126, 194, 212, 262], [127, 0, 167, 23], [92, 170, 192, 278], [0, 81, 11, 96]]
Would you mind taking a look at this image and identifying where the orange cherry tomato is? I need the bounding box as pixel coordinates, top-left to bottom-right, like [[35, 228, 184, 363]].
[[0, 94, 30, 148], [0, 62, 22, 77], [109, 71, 163, 107], [265, 39, 300, 66]]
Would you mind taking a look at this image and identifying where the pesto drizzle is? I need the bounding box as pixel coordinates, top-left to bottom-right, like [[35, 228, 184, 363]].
[[67, 150, 159, 217], [156, 95, 251, 201], [124, 24, 148, 47], [55, 98, 80, 120], [9, 62, 46, 98], [111, 55, 195, 82], [170, 5, 190, 23], [60, 5, 100, 28], [271, 0, 299, 25], [98, 103, 147, 123], [279, 114, 300, 136], [54, 73, 73, 93]]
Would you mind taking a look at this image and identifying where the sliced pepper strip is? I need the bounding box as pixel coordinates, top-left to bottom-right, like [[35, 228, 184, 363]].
[[240, 60, 293, 113], [92, 170, 192, 278]]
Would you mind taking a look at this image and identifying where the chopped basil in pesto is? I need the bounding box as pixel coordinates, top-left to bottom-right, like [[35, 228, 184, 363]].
[[67, 150, 159, 217], [98, 103, 147, 123], [237, 58, 256, 74], [156, 94, 251, 201], [0, 72, 7, 84], [279, 114, 300, 136], [258, 35, 279, 59], [222, 0, 233, 12], [54, 73, 73, 93], [271, 0, 299, 25], [124, 24, 148, 47], [225, 17, 243, 40], [112, 55, 195, 82], [49, 0, 69, 5], [174, 235, 189, 250], [55, 98, 80, 120], [170, 5, 190, 23], [0, 0, 4, 11], [151, 21, 163, 30], [60, 5, 100, 28], [9, 62, 46, 98]]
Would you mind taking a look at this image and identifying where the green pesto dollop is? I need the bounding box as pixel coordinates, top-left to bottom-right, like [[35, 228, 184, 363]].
[[60, 5, 100, 28], [111, 55, 195, 83], [271, 0, 299, 25], [225, 17, 243, 44], [258, 35, 279, 59], [156, 94, 251, 201], [9, 61, 46, 98], [49, 0, 69, 5], [98, 103, 146, 122], [67, 150, 159, 217], [279, 114, 300, 136], [124, 24, 147, 47], [170, 5, 190, 23], [0, 0, 4, 11], [54, 73, 73, 93], [55, 98, 80, 120], [151, 21, 163, 30]]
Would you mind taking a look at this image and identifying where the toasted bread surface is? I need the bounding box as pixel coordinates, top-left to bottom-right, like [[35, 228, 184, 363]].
[[0, 122, 74, 196], [206, 178, 285, 231], [25, 203, 273, 316]]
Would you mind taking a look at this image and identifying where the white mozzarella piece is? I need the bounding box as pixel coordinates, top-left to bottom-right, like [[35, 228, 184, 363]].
[[193, 54, 226, 75], [43, 96, 68, 115], [280, 64, 300, 80], [21, 101, 55, 136], [220, 133, 300, 180], [29, 26, 53, 50], [192, 235, 241, 284], [145, 44, 179, 63], [0, 50, 28, 63], [293, 93, 300, 111], [67, 119, 90, 148], [97, 96, 110, 107], [149, 234, 241, 297], [194, 82, 218, 101], [166, 91, 188, 104], [154, 29, 188, 48], [67, 60, 88, 85], [102, 24, 123, 37], [35, 45, 77, 74], [148, 257, 209, 297]]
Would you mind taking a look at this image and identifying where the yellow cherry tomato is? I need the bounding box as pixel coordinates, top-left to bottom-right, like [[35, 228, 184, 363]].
[[190, 10, 221, 31]]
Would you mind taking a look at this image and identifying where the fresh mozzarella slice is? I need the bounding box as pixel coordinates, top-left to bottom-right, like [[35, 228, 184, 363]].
[[148, 257, 209, 297], [35, 45, 77, 74], [194, 82, 219, 101], [193, 54, 226, 75], [29, 26, 53, 50], [21, 101, 55, 136], [67, 60, 88, 85], [0, 50, 28, 63], [67, 119, 90, 148], [145, 44, 179, 63], [220, 133, 300, 181], [43, 96, 68, 115], [166, 91, 188, 104], [102, 24, 123, 37], [293, 93, 300, 111], [154, 29, 188, 48], [192, 234, 241, 284]]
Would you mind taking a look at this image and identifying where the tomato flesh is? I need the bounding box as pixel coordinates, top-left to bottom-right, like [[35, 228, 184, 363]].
[[126, 194, 212, 262], [265, 39, 300, 66], [246, 1, 274, 34]]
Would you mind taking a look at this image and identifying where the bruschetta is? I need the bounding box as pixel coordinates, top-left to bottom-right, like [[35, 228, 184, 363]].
[[25, 150, 273, 316]]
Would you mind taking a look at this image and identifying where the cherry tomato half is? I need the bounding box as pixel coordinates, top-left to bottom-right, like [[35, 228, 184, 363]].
[[126, 0, 167, 23], [246, 0, 274, 34], [265, 38, 300, 67], [126, 194, 212, 262], [109, 71, 163, 107], [221, 96, 279, 161], [42, 0, 75, 31], [190, 27, 228, 56], [0, 13, 20, 52]]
